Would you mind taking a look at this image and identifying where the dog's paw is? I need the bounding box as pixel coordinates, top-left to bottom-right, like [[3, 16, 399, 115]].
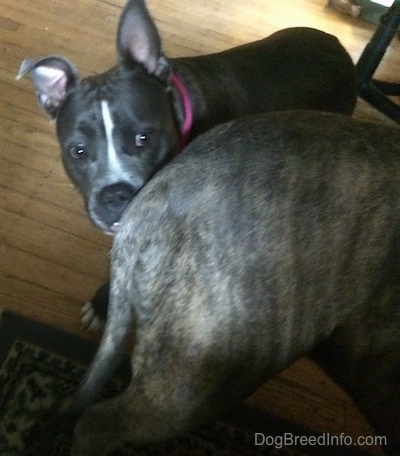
[[80, 301, 105, 332]]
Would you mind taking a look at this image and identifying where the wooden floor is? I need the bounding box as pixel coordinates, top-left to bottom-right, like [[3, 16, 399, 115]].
[[1, 0, 399, 453]]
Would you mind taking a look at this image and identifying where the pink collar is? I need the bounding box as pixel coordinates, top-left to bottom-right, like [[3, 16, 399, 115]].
[[171, 73, 193, 150]]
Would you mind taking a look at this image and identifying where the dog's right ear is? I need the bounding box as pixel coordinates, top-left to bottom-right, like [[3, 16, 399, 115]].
[[117, 0, 170, 80], [17, 56, 78, 119]]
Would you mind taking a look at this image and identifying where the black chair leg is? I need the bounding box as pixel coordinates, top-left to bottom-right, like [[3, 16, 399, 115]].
[[356, 0, 400, 122]]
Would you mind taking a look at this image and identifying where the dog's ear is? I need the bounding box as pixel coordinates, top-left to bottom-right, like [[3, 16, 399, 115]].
[[17, 56, 78, 119], [117, 0, 171, 80]]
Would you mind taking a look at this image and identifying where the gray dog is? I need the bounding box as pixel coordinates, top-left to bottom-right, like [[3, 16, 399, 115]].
[[70, 111, 400, 455], [18, 0, 357, 233], [18, 0, 358, 329]]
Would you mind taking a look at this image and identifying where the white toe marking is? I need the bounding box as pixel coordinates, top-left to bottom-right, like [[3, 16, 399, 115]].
[[80, 301, 105, 332]]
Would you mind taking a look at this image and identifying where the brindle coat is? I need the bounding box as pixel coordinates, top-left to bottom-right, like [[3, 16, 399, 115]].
[[71, 111, 400, 455]]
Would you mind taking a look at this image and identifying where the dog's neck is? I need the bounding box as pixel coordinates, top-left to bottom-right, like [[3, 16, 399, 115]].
[[170, 73, 193, 150]]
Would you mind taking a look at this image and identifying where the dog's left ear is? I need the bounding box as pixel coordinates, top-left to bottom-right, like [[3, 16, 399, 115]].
[[117, 0, 171, 80], [17, 56, 78, 119]]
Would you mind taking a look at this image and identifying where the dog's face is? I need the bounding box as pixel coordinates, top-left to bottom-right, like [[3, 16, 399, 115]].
[[55, 67, 179, 233], [17, 0, 182, 233]]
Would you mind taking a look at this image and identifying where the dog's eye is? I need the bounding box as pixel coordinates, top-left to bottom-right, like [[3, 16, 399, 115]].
[[70, 144, 88, 159], [135, 133, 148, 147]]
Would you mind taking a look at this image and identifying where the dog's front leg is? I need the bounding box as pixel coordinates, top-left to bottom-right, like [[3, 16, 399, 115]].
[[311, 283, 400, 455], [80, 281, 110, 331]]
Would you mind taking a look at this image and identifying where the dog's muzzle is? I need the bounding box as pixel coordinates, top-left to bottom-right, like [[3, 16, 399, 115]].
[[95, 182, 137, 233]]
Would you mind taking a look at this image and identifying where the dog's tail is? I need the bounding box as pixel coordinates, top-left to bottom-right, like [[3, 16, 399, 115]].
[[70, 294, 134, 416]]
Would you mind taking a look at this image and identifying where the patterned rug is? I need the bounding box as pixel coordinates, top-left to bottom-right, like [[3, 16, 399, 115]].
[[0, 311, 369, 456]]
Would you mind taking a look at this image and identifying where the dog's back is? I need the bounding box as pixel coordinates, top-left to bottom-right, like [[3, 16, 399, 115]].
[[119, 111, 400, 349], [72, 111, 400, 455]]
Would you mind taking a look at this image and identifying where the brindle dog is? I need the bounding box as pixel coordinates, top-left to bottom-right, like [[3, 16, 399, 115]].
[[71, 111, 400, 455]]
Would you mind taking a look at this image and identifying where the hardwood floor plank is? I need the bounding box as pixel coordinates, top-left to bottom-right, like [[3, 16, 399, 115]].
[[1, 210, 109, 276], [0, 242, 103, 302]]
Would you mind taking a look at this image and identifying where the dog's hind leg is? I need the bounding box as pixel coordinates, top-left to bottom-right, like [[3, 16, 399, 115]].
[[70, 391, 163, 456], [70, 325, 241, 456], [311, 285, 400, 455]]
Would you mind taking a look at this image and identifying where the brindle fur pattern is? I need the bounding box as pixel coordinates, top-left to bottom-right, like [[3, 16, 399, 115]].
[[71, 111, 400, 455]]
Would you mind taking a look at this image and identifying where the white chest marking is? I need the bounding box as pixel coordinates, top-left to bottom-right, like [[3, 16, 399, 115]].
[[100, 100, 124, 175]]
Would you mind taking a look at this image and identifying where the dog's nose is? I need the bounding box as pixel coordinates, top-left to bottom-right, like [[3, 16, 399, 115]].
[[98, 183, 136, 213]]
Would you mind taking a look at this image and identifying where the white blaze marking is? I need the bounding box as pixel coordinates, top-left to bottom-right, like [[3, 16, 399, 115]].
[[100, 100, 124, 175]]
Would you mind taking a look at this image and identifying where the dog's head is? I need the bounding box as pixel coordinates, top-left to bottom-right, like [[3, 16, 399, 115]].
[[18, 0, 182, 234]]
